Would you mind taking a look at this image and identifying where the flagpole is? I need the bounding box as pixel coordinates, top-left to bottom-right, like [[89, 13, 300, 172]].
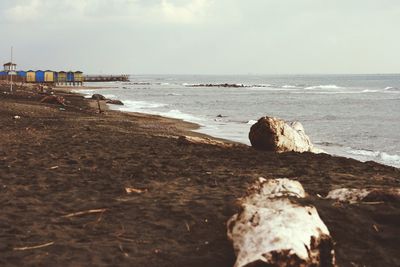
[[10, 46, 13, 92]]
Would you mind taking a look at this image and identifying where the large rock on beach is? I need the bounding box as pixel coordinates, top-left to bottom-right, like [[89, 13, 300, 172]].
[[106, 99, 124, 105], [249, 116, 322, 153], [227, 178, 336, 267], [91, 94, 107, 100]]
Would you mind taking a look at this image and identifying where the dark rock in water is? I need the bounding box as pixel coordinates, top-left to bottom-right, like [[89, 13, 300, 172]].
[[187, 83, 246, 88], [106, 99, 124, 105], [249, 116, 323, 153], [92, 94, 106, 100]]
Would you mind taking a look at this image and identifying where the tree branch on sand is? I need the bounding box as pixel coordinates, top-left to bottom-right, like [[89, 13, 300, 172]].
[[62, 208, 107, 218], [13, 242, 54, 251]]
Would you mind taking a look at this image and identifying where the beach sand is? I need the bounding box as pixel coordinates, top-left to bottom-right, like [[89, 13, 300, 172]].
[[0, 82, 399, 267]]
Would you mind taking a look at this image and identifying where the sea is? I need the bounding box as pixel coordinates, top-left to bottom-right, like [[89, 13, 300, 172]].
[[76, 74, 400, 168]]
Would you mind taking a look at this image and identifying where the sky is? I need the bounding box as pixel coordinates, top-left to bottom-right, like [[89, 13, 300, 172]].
[[0, 0, 399, 75]]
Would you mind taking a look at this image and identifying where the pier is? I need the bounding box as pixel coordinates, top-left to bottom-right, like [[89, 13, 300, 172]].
[[84, 75, 129, 82]]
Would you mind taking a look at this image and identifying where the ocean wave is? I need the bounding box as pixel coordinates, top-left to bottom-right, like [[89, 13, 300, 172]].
[[72, 89, 95, 95], [251, 84, 274, 88], [281, 85, 297, 89], [103, 94, 116, 99], [113, 100, 204, 125], [361, 89, 378, 93], [159, 110, 205, 123], [346, 148, 400, 167], [384, 86, 400, 91], [119, 100, 167, 111], [304, 85, 342, 90], [314, 141, 343, 147], [247, 120, 258, 125], [166, 93, 182, 96]]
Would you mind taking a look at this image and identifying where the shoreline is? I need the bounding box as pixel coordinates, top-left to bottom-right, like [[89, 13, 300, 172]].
[[54, 85, 244, 146], [65, 84, 400, 169], [1, 81, 399, 267]]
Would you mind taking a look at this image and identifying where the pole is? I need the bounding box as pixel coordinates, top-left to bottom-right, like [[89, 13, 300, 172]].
[[10, 46, 13, 92]]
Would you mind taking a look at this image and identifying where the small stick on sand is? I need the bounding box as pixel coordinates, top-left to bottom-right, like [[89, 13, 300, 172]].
[[62, 208, 107, 218], [185, 221, 191, 232], [97, 99, 102, 113], [13, 241, 54, 251], [360, 201, 385, 205], [125, 187, 147, 194]]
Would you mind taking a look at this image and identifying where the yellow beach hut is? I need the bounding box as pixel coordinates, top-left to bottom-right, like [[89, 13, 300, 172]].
[[26, 70, 36, 83], [57, 71, 67, 84], [74, 71, 83, 83], [44, 70, 55, 83]]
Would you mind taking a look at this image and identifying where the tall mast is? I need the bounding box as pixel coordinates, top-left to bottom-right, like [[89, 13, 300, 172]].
[[10, 46, 13, 92]]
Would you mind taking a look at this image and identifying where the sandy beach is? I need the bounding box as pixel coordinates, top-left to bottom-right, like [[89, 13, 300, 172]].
[[0, 82, 399, 267]]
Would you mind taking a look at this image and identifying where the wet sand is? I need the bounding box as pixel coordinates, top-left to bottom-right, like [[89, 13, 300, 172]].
[[0, 82, 399, 267]]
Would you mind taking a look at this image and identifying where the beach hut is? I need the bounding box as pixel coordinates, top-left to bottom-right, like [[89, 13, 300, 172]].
[[17, 71, 27, 78], [44, 70, 55, 83], [0, 71, 6, 81], [3, 62, 17, 72], [73, 71, 83, 82], [35, 70, 45, 83], [26, 70, 36, 82], [57, 71, 67, 83], [66, 71, 74, 82]]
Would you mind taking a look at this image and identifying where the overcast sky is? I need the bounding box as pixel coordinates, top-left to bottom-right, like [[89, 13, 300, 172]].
[[0, 0, 399, 74]]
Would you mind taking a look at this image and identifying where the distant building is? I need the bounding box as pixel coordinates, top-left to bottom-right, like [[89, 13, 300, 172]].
[[3, 62, 17, 72], [26, 70, 36, 82]]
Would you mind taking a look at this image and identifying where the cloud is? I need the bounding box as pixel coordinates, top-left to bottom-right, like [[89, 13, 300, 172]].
[[2, 0, 213, 24], [160, 0, 211, 23], [5, 0, 42, 21]]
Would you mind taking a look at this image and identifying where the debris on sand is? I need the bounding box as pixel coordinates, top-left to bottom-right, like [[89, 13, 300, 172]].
[[177, 135, 233, 148], [326, 188, 400, 204], [227, 178, 336, 267], [125, 187, 147, 194], [40, 95, 66, 106]]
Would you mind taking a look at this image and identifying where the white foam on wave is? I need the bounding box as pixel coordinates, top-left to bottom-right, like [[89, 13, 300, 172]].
[[304, 85, 341, 90], [282, 85, 297, 88], [361, 89, 378, 93], [72, 89, 95, 95], [104, 94, 116, 98], [118, 100, 167, 112], [160, 109, 205, 124], [166, 93, 182, 96], [247, 120, 258, 125], [111, 100, 205, 125], [384, 86, 400, 92], [346, 148, 400, 168]]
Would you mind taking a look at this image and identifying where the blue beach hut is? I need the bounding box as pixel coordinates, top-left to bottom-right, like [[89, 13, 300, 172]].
[[67, 71, 74, 82], [35, 70, 45, 83], [0, 71, 6, 81], [17, 71, 27, 78]]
